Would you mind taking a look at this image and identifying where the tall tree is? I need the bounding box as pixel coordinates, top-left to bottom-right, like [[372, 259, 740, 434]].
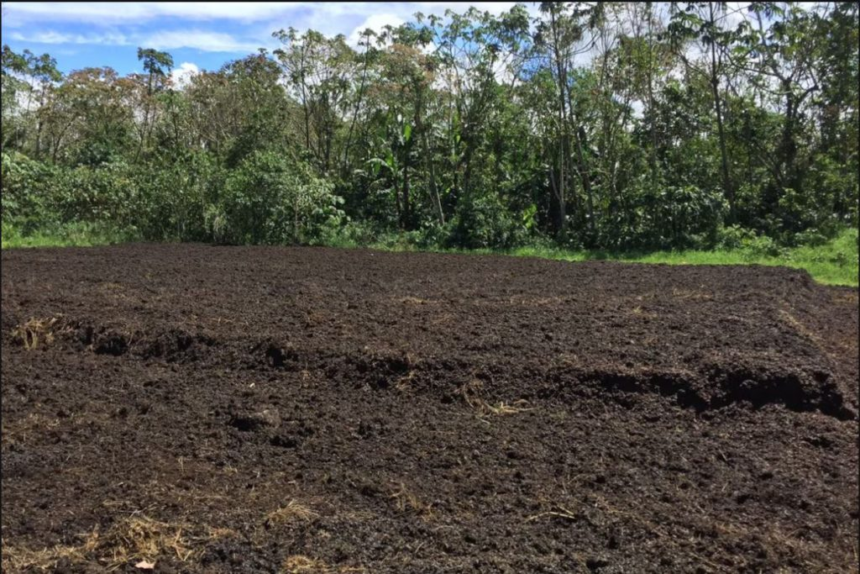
[[135, 48, 174, 160], [668, 2, 735, 216]]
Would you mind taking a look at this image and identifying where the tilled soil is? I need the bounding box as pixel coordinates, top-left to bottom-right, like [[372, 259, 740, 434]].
[[1, 244, 858, 573]]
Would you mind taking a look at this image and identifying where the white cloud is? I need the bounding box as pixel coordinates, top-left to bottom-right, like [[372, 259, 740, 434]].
[[2, 2, 527, 26], [142, 30, 261, 53], [9, 30, 129, 45], [2, 2, 303, 25], [347, 13, 405, 48], [1, 2, 542, 64], [3, 2, 532, 61], [8, 26, 262, 54], [415, 2, 519, 16], [170, 61, 199, 88]]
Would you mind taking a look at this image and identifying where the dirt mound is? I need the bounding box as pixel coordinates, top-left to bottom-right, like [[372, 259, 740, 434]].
[[2, 244, 858, 573]]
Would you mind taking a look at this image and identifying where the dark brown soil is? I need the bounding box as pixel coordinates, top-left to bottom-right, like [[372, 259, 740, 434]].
[[2, 244, 858, 573]]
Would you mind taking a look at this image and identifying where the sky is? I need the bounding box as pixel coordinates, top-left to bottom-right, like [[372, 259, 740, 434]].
[[1, 1, 530, 82], [1, 1, 805, 89]]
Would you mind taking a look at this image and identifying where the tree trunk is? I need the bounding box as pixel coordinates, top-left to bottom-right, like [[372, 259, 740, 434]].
[[780, 83, 799, 192], [575, 125, 595, 236], [402, 156, 412, 231], [421, 123, 444, 225], [549, 7, 569, 239], [35, 90, 46, 160], [342, 40, 370, 177], [709, 2, 733, 217], [393, 178, 402, 228], [136, 72, 154, 162], [647, 3, 658, 179]]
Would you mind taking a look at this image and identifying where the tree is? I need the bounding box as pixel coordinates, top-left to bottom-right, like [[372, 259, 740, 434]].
[[135, 47, 174, 160], [668, 1, 735, 216], [2, 3, 856, 249]]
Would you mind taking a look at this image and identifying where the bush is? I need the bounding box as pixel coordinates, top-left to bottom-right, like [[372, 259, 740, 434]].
[[792, 228, 829, 248], [641, 184, 727, 249], [716, 224, 784, 257], [53, 160, 138, 229], [742, 234, 784, 258], [211, 150, 345, 245], [600, 175, 727, 250], [716, 224, 758, 250], [317, 220, 378, 248], [446, 193, 527, 250], [1, 151, 62, 233], [133, 153, 223, 241]]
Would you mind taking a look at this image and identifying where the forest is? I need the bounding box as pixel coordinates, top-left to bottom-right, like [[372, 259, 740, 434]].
[[1, 2, 858, 256]]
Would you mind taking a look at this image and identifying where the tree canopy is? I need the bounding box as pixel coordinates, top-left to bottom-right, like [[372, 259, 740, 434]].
[[2, 2, 857, 250]]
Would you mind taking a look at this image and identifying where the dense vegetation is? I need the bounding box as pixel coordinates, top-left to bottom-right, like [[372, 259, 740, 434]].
[[2, 2, 858, 262]]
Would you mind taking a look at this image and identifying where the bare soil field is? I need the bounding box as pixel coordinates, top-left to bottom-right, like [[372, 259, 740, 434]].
[[2, 244, 858, 573]]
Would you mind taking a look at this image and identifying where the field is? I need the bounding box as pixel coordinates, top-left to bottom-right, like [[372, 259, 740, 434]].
[[2, 244, 858, 573]]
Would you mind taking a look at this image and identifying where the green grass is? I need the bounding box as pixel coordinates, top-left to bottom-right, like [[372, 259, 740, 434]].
[[507, 242, 858, 287], [356, 227, 859, 287], [1, 222, 130, 249], [509, 229, 858, 286], [3, 222, 857, 287]]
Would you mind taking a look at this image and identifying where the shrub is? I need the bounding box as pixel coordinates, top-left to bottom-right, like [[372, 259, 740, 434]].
[[640, 184, 727, 249], [133, 153, 223, 241], [52, 160, 138, 228], [446, 193, 527, 250], [716, 224, 784, 257], [1, 151, 62, 233], [316, 219, 379, 248], [212, 150, 344, 245], [716, 224, 759, 250], [600, 175, 727, 250], [742, 234, 784, 258]]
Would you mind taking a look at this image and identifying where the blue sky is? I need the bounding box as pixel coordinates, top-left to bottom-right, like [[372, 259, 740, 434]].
[[1, 2, 526, 79]]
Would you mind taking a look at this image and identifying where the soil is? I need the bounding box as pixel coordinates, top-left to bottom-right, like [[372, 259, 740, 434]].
[[2, 244, 858, 573]]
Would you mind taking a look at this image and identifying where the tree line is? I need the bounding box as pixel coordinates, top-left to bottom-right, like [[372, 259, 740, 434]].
[[2, 2, 857, 251]]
